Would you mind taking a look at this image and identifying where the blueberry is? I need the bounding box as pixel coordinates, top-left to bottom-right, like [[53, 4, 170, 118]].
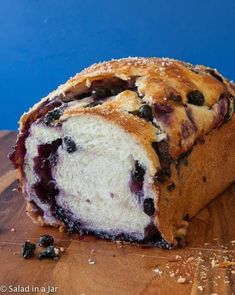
[[38, 234, 54, 247], [132, 161, 145, 182], [137, 104, 153, 122], [187, 90, 205, 106], [38, 245, 59, 260], [44, 108, 63, 125], [143, 198, 155, 216], [22, 241, 36, 259], [64, 137, 77, 153], [91, 87, 110, 100]]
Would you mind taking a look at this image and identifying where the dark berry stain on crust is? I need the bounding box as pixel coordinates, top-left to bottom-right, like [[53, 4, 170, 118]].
[[143, 198, 155, 216], [214, 95, 229, 127], [152, 140, 172, 183], [63, 137, 77, 153], [175, 149, 192, 173], [187, 90, 205, 106], [181, 121, 195, 139], [137, 104, 153, 122], [22, 241, 36, 259], [168, 93, 182, 103], [185, 106, 198, 132], [167, 182, 176, 192], [154, 103, 174, 124], [33, 139, 62, 203]]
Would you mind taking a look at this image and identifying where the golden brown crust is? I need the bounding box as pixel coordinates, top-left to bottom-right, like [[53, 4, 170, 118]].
[[156, 115, 235, 245]]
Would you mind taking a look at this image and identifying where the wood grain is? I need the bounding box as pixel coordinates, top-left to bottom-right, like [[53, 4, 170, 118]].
[[0, 131, 234, 295]]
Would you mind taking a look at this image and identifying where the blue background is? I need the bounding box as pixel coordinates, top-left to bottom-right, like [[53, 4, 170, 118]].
[[1, 0, 235, 130]]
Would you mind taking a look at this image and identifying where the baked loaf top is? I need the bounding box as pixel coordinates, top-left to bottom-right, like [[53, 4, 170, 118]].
[[21, 57, 235, 160]]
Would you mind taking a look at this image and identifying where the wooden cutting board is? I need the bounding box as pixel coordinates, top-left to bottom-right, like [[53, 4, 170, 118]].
[[0, 131, 235, 295]]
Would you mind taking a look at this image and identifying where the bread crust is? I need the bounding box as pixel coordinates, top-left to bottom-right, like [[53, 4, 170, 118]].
[[13, 57, 235, 245]]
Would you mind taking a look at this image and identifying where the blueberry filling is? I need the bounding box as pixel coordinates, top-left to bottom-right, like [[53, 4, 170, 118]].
[[91, 87, 110, 100], [185, 106, 198, 132], [38, 234, 54, 247], [129, 161, 145, 194], [33, 139, 62, 203], [187, 90, 205, 106], [154, 103, 174, 124], [63, 136, 77, 153], [137, 104, 153, 122], [90, 78, 133, 101], [44, 108, 63, 125], [52, 205, 80, 233], [152, 140, 172, 182], [181, 121, 194, 139], [214, 95, 230, 127], [9, 99, 63, 169], [22, 241, 36, 259], [143, 198, 155, 216], [110, 86, 125, 96]]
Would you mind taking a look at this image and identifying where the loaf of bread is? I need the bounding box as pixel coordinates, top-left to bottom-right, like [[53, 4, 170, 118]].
[[10, 58, 235, 248]]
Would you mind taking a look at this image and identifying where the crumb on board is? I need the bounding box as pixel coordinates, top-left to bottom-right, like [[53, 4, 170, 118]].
[[88, 258, 95, 265], [197, 286, 203, 291], [177, 276, 186, 284], [153, 267, 163, 276]]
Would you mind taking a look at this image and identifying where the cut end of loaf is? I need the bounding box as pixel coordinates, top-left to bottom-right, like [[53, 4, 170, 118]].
[[23, 114, 162, 242]]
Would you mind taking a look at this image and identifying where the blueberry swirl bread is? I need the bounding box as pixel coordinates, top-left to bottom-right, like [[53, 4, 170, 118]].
[[10, 58, 235, 248]]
